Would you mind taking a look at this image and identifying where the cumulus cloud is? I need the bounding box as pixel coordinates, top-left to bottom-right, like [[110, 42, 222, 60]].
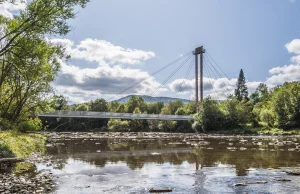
[[50, 38, 155, 66], [169, 76, 262, 100], [263, 39, 300, 87], [0, 0, 27, 18], [285, 39, 300, 54], [48, 38, 160, 103], [54, 61, 161, 94]]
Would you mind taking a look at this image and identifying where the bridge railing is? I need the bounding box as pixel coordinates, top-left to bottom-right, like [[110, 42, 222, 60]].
[[39, 110, 194, 121]]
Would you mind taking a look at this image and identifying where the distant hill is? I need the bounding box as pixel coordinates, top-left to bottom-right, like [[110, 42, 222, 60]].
[[113, 95, 191, 104]]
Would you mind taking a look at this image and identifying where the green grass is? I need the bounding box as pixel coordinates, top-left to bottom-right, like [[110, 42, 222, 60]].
[[208, 127, 300, 135], [0, 131, 46, 158]]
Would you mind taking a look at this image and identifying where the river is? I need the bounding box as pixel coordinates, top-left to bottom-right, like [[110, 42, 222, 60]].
[[4, 133, 300, 193]]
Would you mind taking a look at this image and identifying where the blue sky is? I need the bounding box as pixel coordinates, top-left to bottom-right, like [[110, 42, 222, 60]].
[[2, 0, 300, 103]]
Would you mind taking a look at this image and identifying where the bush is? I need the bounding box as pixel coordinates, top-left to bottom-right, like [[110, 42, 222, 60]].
[[0, 142, 14, 158], [192, 121, 202, 132], [197, 99, 225, 131], [17, 118, 43, 132], [260, 109, 274, 127], [108, 119, 130, 131], [0, 118, 12, 130]]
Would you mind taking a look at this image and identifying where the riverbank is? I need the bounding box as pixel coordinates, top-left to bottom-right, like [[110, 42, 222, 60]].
[[0, 132, 56, 194], [0, 131, 46, 158], [208, 127, 300, 135]]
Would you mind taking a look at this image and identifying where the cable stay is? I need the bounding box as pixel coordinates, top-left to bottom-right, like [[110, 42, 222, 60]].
[[175, 57, 194, 99], [150, 54, 193, 98], [108, 51, 193, 102], [203, 54, 233, 99], [203, 59, 218, 100]]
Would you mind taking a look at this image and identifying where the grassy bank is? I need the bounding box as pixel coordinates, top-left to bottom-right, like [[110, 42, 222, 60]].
[[208, 127, 300, 135], [0, 132, 46, 158]]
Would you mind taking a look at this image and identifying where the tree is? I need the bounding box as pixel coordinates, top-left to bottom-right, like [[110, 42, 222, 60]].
[[75, 104, 89, 111], [108, 102, 120, 112], [234, 69, 248, 101], [161, 100, 184, 115], [147, 102, 164, 114], [250, 83, 269, 104], [197, 98, 224, 132], [220, 98, 252, 128], [0, 0, 89, 57], [0, 0, 89, 127], [271, 82, 300, 129], [108, 119, 130, 131], [126, 96, 147, 113], [50, 95, 69, 111], [90, 99, 108, 112]]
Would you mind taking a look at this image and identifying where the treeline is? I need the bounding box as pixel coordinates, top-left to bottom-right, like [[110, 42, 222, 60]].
[[43, 79, 300, 133], [42, 95, 196, 132], [197, 79, 300, 132]]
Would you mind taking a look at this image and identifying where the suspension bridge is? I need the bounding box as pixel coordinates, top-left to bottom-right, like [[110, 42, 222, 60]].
[[39, 46, 231, 121]]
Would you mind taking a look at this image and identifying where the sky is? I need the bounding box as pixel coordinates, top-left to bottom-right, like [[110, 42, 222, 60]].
[[2, 0, 300, 103]]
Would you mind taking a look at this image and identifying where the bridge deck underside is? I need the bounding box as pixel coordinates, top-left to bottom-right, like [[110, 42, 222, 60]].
[[39, 111, 194, 121]]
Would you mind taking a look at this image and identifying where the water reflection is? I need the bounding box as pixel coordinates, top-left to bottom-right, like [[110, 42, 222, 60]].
[[44, 136, 300, 193], [47, 137, 300, 175]]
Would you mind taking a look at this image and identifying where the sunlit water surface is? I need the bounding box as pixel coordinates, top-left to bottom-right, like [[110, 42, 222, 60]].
[[13, 135, 300, 193]]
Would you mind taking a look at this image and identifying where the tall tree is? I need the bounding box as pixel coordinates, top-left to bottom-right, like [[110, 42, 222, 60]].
[[0, 0, 89, 124], [234, 69, 248, 101], [250, 83, 269, 104]]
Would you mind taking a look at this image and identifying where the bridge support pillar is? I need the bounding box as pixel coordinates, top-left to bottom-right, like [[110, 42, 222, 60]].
[[193, 46, 205, 113]]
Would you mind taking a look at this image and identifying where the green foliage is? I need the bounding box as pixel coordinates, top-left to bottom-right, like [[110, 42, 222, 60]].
[[197, 98, 224, 131], [108, 101, 120, 112], [271, 82, 300, 129], [0, 117, 11, 130], [90, 98, 108, 112], [161, 100, 184, 115], [0, 132, 46, 158], [0, 0, 89, 129], [50, 95, 70, 111], [126, 96, 147, 113], [220, 98, 253, 128], [250, 83, 269, 104], [260, 109, 274, 127], [0, 141, 14, 158], [175, 107, 186, 115], [147, 102, 164, 114], [108, 119, 130, 132], [17, 118, 43, 132], [75, 104, 89, 111], [158, 121, 177, 132], [234, 69, 248, 101]]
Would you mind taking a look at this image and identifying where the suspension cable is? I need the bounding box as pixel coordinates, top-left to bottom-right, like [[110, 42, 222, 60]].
[[108, 51, 193, 101], [176, 57, 194, 98], [206, 51, 230, 79], [151, 55, 193, 97], [204, 55, 232, 97]]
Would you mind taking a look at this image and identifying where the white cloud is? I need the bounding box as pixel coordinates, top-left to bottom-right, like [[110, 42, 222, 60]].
[[266, 64, 300, 86], [285, 39, 300, 54], [169, 77, 261, 100], [0, 0, 27, 18], [264, 38, 300, 87], [50, 38, 155, 66]]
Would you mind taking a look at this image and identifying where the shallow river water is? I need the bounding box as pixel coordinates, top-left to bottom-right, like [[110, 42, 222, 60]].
[[6, 133, 300, 193]]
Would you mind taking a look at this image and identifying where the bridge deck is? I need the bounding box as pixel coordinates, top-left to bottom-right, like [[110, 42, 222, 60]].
[[39, 111, 194, 121]]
